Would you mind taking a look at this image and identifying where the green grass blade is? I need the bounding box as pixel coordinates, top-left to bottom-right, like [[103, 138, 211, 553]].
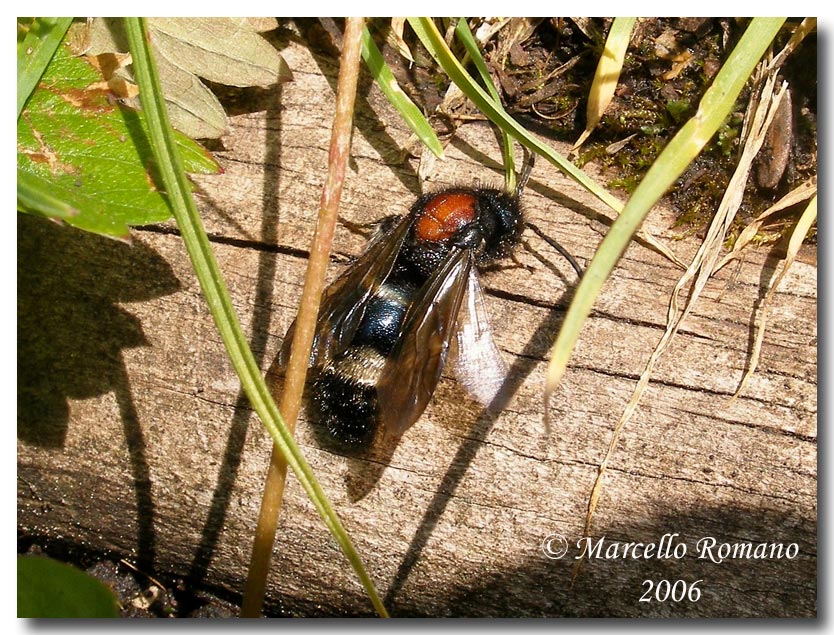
[[573, 17, 636, 150], [361, 25, 444, 159], [453, 19, 517, 190], [123, 17, 386, 617], [17, 17, 73, 118], [17, 168, 78, 219], [544, 17, 787, 399], [408, 17, 623, 213]]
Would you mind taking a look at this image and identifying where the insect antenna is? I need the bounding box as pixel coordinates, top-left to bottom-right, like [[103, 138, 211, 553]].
[[513, 149, 583, 280], [526, 221, 584, 280]]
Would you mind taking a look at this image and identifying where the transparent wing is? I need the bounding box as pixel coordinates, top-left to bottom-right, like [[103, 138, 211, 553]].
[[449, 271, 509, 408], [279, 215, 413, 369], [376, 248, 473, 438]]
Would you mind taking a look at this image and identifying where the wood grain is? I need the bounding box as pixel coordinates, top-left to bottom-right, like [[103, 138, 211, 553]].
[[18, 25, 816, 617]]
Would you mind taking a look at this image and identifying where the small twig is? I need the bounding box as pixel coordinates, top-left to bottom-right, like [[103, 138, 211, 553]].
[[241, 17, 388, 618]]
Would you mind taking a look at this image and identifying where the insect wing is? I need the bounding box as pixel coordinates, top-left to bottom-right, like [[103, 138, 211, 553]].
[[449, 270, 509, 408], [279, 215, 413, 369], [376, 248, 474, 438]]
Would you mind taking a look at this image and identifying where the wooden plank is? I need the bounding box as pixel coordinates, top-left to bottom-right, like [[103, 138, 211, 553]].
[[17, 26, 816, 617]]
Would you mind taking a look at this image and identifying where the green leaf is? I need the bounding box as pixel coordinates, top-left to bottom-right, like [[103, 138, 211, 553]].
[[87, 17, 293, 139], [17, 555, 120, 618], [17, 41, 219, 238], [17, 17, 74, 118], [150, 17, 293, 88]]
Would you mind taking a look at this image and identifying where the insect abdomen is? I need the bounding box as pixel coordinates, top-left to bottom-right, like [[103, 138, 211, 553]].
[[310, 347, 384, 446], [310, 277, 417, 446]]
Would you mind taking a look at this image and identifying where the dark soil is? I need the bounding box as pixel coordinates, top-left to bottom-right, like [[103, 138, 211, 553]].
[[19, 534, 239, 618]]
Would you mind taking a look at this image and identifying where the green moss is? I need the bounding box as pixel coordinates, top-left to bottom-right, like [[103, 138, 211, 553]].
[[666, 99, 692, 123]]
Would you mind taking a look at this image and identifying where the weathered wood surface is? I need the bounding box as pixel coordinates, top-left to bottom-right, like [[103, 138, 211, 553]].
[[18, 26, 816, 617]]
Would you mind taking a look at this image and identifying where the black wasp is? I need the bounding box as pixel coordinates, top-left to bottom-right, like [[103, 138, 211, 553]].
[[280, 157, 581, 449]]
